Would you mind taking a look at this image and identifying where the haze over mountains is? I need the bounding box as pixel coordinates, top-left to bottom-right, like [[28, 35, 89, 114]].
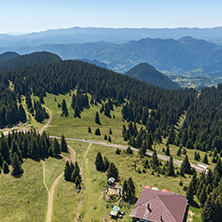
[[1, 26, 222, 47]]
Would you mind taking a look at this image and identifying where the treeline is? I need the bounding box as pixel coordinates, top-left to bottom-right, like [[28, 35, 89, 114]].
[[0, 131, 68, 176], [177, 84, 222, 152], [186, 159, 222, 222], [0, 60, 196, 132]]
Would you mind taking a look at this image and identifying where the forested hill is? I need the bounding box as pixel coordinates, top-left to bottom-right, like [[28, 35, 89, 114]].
[[0, 51, 20, 62], [177, 85, 222, 152], [0, 51, 62, 72], [125, 63, 180, 90], [0, 60, 196, 134]]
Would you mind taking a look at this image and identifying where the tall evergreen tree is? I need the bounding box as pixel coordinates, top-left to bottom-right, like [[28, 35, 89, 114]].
[[151, 150, 159, 169], [11, 153, 23, 176], [61, 99, 69, 117], [203, 154, 208, 164], [181, 155, 192, 174], [64, 161, 72, 181], [18, 104, 27, 122], [61, 135, 68, 152], [167, 156, 175, 176], [95, 152, 104, 171], [95, 112, 101, 125], [107, 162, 118, 179], [3, 160, 9, 174], [52, 138, 61, 156]]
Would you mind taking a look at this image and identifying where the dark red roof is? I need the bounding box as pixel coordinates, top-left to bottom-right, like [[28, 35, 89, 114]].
[[130, 187, 188, 222]]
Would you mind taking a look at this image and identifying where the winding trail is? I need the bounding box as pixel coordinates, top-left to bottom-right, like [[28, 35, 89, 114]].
[[39, 106, 53, 134], [74, 143, 91, 221], [45, 145, 76, 222]]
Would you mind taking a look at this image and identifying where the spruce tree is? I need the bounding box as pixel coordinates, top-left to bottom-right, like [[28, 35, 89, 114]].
[[108, 136, 112, 142], [64, 161, 72, 181], [52, 138, 61, 156], [95, 128, 101, 135], [104, 134, 107, 140], [95, 112, 101, 125], [151, 150, 159, 169], [11, 153, 23, 176], [201, 194, 213, 222], [203, 154, 208, 164], [61, 99, 69, 117], [107, 162, 118, 179], [177, 147, 182, 156], [88, 126, 91, 133], [103, 156, 110, 171], [61, 135, 68, 152], [165, 145, 170, 156], [186, 179, 194, 203], [199, 187, 207, 207], [139, 146, 146, 156], [3, 161, 9, 174], [95, 152, 104, 171], [109, 128, 112, 134], [181, 155, 192, 174], [167, 156, 175, 176], [19, 104, 27, 123]]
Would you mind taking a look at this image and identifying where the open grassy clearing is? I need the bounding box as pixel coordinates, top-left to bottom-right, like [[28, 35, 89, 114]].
[[155, 138, 217, 170], [66, 141, 195, 221], [44, 92, 138, 145], [0, 159, 47, 222]]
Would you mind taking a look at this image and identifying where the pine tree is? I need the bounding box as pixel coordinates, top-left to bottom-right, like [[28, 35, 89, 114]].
[[199, 187, 207, 207], [167, 156, 175, 176], [108, 136, 112, 142], [18, 104, 27, 123], [0, 152, 3, 168], [11, 153, 23, 176], [201, 194, 213, 222], [104, 134, 107, 140], [151, 150, 159, 169], [103, 156, 110, 171], [64, 161, 72, 181], [107, 162, 118, 179], [95, 112, 101, 125], [95, 152, 104, 171], [95, 128, 101, 135], [109, 128, 112, 134], [88, 126, 91, 133], [61, 99, 69, 117], [186, 179, 194, 203], [177, 147, 182, 156], [181, 155, 192, 174], [203, 154, 208, 164], [165, 145, 170, 156], [3, 160, 9, 174], [61, 135, 68, 152], [139, 144, 146, 156], [52, 138, 61, 156]]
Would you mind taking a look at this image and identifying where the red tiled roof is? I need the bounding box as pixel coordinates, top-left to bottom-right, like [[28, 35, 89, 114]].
[[130, 188, 188, 222]]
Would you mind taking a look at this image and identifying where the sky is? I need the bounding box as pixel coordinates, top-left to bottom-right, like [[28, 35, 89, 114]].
[[0, 0, 222, 34]]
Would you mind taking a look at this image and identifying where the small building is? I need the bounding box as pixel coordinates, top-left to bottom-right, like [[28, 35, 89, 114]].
[[107, 177, 115, 186], [130, 186, 188, 222]]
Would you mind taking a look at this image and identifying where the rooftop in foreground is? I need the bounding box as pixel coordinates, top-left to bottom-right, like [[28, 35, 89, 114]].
[[130, 186, 188, 222]]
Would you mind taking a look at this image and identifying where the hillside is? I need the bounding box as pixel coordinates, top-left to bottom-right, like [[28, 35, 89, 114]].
[[16, 37, 222, 75], [0, 51, 62, 72], [125, 63, 180, 90], [0, 51, 20, 62]]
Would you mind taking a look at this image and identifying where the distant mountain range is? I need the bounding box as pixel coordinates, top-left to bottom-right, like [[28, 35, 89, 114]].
[[125, 63, 180, 90], [0, 51, 61, 71], [11, 36, 222, 75], [1, 26, 222, 48]]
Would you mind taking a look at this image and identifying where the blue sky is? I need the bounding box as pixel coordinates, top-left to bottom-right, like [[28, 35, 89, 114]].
[[0, 0, 221, 33]]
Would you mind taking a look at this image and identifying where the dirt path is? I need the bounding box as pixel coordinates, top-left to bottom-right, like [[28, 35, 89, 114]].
[[38, 105, 53, 134], [45, 145, 76, 222], [42, 161, 49, 193], [74, 143, 91, 222]]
